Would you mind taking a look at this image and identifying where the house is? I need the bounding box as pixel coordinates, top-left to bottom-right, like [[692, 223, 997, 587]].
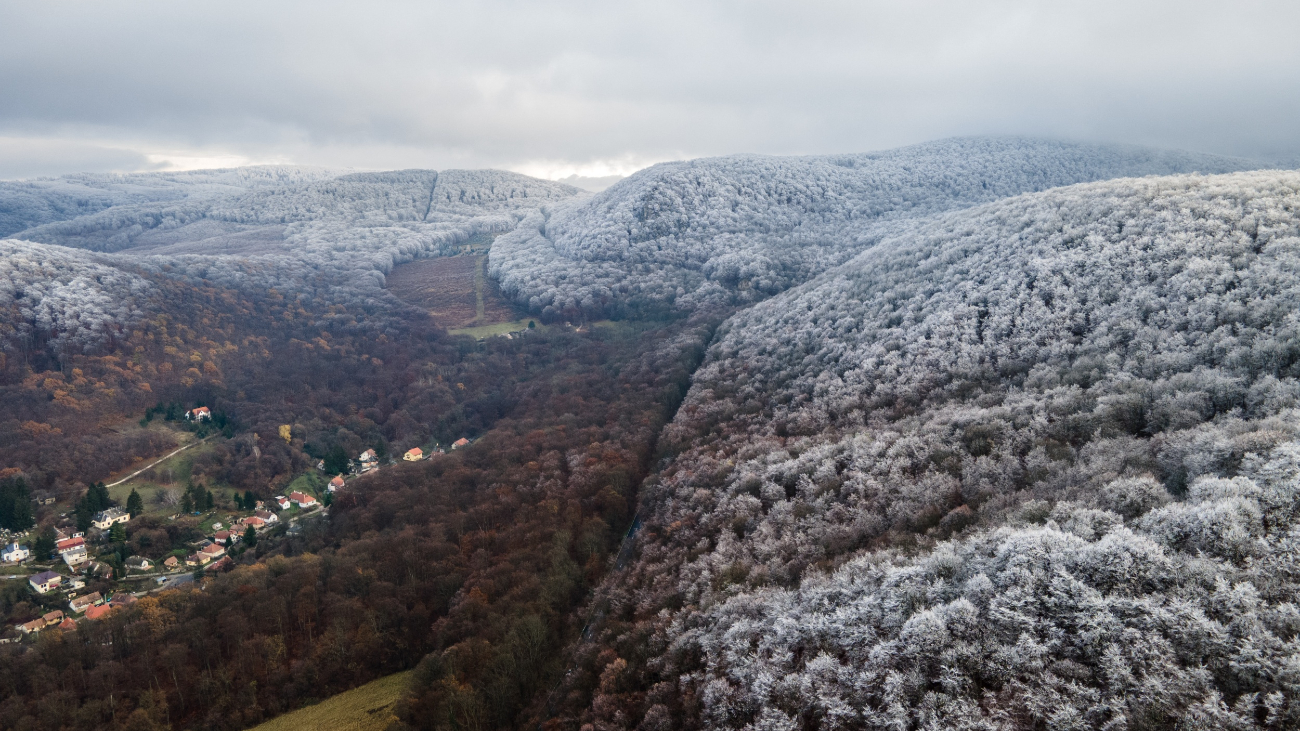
[[255, 510, 279, 524], [403, 448, 423, 461], [288, 491, 317, 508], [33, 491, 56, 506], [185, 406, 211, 422], [57, 617, 77, 631], [1, 543, 29, 563], [213, 530, 238, 546], [358, 449, 377, 463], [29, 571, 62, 594], [208, 556, 233, 572], [56, 536, 85, 555], [65, 577, 85, 591], [109, 594, 137, 608], [451, 437, 470, 450], [61, 545, 88, 567], [125, 556, 152, 571], [316, 460, 327, 471], [185, 553, 203, 567], [42, 610, 64, 625], [69, 592, 103, 613], [92, 507, 129, 531], [273, 496, 290, 510], [199, 543, 225, 560], [329, 475, 345, 491], [163, 555, 179, 569], [18, 619, 45, 634], [84, 604, 112, 621], [242, 516, 266, 530]]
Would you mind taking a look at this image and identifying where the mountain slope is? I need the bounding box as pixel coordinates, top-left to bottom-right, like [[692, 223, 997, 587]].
[[566, 170, 1300, 731], [489, 137, 1260, 320], [0, 166, 338, 238]]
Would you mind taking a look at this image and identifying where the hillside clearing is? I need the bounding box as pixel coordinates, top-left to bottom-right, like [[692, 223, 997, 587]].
[[249, 671, 410, 731]]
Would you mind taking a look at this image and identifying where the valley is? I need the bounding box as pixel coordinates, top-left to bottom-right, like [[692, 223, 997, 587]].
[[1, 139, 1298, 731]]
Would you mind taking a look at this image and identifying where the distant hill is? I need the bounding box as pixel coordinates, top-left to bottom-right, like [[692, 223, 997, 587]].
[[556, 173, 625, 192], [490, 137, 1261, 320]]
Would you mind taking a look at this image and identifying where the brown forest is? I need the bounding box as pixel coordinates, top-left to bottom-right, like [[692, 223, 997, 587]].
[[0, 257, 718, 731]]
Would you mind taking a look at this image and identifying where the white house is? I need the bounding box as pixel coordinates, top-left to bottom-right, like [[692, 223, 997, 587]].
[[1, 543, 29, 563], [29, 571, 62, 594], [288, 491, 318, 508], [273, 496, 290, 510], [185, 406, 212, 422], [92, 507, 130, 531], [61, 545, 88, 567]]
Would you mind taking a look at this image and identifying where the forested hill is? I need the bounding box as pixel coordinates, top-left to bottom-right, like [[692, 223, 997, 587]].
[[561, 170, 1300, 731], [0, 166, 339, 238], [489, 137, 1260, 320]]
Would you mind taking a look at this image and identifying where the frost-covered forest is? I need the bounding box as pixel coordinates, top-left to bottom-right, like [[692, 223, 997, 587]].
[[3, 139, 1300, 731], [564, 171, 1300, 731], [489, 137, 1255, 320], [1, 167, 582, 360]]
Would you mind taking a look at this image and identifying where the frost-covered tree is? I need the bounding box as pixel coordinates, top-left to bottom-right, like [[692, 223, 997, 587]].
[[567, 169, 1300, 731], [489, 136, 1260, 320]]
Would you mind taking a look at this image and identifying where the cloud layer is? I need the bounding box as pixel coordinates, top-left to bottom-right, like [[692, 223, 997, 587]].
[[1, 1, 1298, 178]]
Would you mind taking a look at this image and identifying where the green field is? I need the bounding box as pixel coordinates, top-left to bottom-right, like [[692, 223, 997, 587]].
[[249, 671, 411, 731], [449, 318, 538, 339]]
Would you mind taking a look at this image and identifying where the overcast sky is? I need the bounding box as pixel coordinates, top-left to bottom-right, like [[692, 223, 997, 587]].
[[1, 0, 1298, 180]]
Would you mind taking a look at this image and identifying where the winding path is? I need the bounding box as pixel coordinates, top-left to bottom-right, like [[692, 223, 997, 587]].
[[105, 436, 211, 488]]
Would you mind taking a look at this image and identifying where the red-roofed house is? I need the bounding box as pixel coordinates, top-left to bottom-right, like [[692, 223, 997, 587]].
[[288, 491, 317, 508], [58, 617, 76, 631], [84, 604, 112, 621], [452, 438, 470, 449], [329, 475, 345, 491], [242, 516, 266, 530], [185, 406, 211, 422], [403, 448, 423, 461], [273, 496, 290, 510], [199, 543, 226, 560]]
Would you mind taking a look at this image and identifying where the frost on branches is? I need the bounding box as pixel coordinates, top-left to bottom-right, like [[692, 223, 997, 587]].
[[574, 170, 1300, 731], [489, 136, 1257, 321]]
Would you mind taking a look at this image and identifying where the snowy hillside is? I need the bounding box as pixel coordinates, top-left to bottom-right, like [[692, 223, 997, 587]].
[[489, 137, 1259, 319], [578, 170, 1300, 730], [1, 167, 582, 359], [0, 166, 337, 238], [0, 239, 154, 359]]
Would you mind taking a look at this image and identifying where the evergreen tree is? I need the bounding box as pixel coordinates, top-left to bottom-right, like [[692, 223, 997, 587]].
[[0, 476, 34, 531], [324, 445, 349, 475], [204, 490, 215, 511], [126, 488, 144, 517], [181, 492, 193, 514], [109, 521, 127, 544], [243, 524, 257, 548], [244, 490, 256, 510], [32, 526, 56, 559]]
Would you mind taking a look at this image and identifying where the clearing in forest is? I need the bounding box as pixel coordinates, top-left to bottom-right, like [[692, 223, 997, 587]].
[[249, 671, 411, 731], [386, 255, 519, 328]]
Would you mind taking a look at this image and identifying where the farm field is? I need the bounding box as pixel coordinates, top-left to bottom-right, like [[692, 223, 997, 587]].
[[386, 255, 520, 328], [248, 671, 411, 731]]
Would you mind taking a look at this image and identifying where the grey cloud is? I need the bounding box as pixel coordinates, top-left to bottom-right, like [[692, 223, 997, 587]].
[[0, 0, 1297, 177]]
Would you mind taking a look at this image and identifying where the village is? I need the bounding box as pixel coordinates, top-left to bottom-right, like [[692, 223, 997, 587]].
[[1, 406, 475, 643]]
